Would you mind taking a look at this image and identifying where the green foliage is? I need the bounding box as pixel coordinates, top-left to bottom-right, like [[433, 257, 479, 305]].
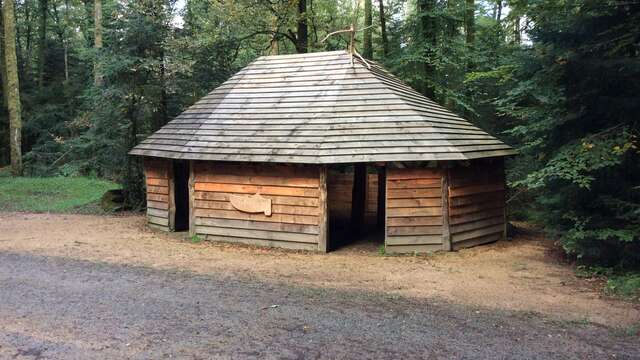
[[0, 176, 118, 213], [605, 274, 640, 301]]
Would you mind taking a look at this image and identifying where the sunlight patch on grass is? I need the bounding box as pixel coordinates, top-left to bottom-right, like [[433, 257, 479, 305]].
[[0, 176, 119, 213]]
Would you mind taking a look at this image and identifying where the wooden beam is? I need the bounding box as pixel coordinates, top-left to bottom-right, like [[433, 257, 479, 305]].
[[441, 166, 452, 251], [189, 160, 196, 237], [168, 160, 176, 231], [376, 166, 386, 229], [350, 163, 367, 235], [318, 165, 329, 252]]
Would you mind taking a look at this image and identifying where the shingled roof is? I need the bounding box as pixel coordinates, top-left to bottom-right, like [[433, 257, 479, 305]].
[[130, 50, 516, 163]]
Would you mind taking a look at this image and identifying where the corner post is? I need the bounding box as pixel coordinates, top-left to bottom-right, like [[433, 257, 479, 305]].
[[188, 160, 196, 237], [441, 165, 452, 251], [168, 160, 176, 231], [376, 165, 386, 229], [318, 165, 329, 252]]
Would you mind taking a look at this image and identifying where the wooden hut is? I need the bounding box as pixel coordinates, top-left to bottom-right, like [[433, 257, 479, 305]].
[[130, 51, 516, 253]]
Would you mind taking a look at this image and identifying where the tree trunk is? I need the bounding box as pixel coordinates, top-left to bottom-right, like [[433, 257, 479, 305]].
[[363, 0, 372, 59], [94, 0, 103, 86], [465, 0, 475, 72], [497, 1, 502, 22], [4, 0, 22, 175], [0, 4, 8, 109], [24, 0, 33, 82], [417, 0, 436, 99], [37, 0, 47, 88], [296, 0, 307, 53], [63, 0, 70, 82], [514, 16, 521, 44], [378, 0, 389, 57]]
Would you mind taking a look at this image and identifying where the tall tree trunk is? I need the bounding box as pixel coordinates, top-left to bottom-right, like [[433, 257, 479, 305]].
[[296, 0, 307, 53], [496, 1, 502, 22], [63, 0, 70, 82], [4, 0, 22, 175], [24, 0, 33, 83], [0, 4, 8, 109], [417, 0, 436, 99], [94, 0, 103, 86], [37, 0, 47, 88], [378, 0, 389, 57], [464, 0, 475, 71], [363, 0, 372, 59]]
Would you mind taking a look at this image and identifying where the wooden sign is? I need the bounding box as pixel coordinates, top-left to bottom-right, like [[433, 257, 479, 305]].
[[229, 193, 272, 216]]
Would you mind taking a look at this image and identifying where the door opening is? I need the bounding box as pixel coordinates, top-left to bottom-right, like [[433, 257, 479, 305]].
[[173, 160, 190, 232]]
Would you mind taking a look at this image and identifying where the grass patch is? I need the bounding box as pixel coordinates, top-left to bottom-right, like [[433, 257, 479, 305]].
[[605, 273, 640, 301], [0, 175, 119, 213]]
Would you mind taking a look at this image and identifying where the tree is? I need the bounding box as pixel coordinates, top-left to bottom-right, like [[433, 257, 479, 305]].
[[417, 0, 436, 98], [4, 0, 22, 175], [378, 0, 388, 57], [296, 0, 307, 53], [94, 0, 102, 86], [363, 0, 372, 59], [37, 0, 47, 88]]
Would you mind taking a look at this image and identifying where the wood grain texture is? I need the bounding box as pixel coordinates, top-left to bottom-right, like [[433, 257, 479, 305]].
[[448, 159, 506, 247], [385, 168, 444, 252], [192, 163, 322, 249], [144, 158, 172, 232], [130, 51, 516, 163]]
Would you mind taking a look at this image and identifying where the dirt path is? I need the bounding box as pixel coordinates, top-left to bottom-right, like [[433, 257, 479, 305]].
[[0, 212, 638, 330], [2, 250, 639, 359]]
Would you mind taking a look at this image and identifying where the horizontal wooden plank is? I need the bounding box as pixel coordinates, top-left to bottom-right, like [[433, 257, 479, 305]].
[[450, 216, 504, 234], [147, 208, 169, 218], [388, 226, 443, 236], [449, 183, 505, 197], [194, 199, 319, 216], [196, 217, 319, 235], [147, 185, 169, 195], [146, 178, 169, 187], [452, 224, 505, 243], [148, 215, 169, 227], [194, 191, 319, 207], [387, 216, 443, 226], [387, 178, 441, 189], [196, 225, 317, 244], [449, 200, 504, 216], [384, 243, 443, 254], [194, 183, 319, 198], [194, 208, 319, 225], [387, 207, 442, 217], [449, 208, 504, 225], [387, 198, 442, 208], [147, 193, 169, 203], [387, 188, 441, 199], [194, 173, 319, 188], [148, 223, 170, 232], [387, 169, 443, 180], [452, 233, 502, 250], [200, 234, 318, 251], [449, 190, 504, 207], [386, 235, 443, 246], [147, 200, 169, 210]]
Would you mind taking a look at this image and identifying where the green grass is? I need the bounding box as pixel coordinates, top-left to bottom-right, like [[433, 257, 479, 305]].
[[0, 174, 119, 213], [605, 273, 640, 301]]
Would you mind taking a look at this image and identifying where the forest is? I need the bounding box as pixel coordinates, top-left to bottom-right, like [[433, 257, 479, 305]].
[[0, 0, 637, 271]]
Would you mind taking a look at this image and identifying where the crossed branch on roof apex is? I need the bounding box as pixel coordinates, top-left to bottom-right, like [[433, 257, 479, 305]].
[[320, 0, 372, 69]]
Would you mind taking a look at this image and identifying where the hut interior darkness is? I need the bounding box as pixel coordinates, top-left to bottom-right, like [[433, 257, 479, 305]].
[[131, 51, 515, 253]]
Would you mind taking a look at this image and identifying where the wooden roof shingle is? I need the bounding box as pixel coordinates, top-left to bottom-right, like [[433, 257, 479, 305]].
[[130, 51, 516, 163]]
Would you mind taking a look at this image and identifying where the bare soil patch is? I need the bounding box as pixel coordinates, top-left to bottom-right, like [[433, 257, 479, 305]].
[[1, 212, 638, 328]]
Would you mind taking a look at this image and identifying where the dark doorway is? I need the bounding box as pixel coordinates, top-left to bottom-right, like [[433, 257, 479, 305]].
[[173, 160, 190, 232], [327, 165, 385, 251]]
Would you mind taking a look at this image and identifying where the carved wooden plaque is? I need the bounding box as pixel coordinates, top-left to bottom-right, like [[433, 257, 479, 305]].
[[229, 193, 272, 216]]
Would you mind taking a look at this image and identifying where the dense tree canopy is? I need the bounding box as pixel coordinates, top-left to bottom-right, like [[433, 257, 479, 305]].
[[0, 0, 638, 268]]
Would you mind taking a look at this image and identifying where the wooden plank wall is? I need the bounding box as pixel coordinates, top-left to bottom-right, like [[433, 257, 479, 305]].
[[385, 168, 444, 253], [327, 170, 378, 226], [366, 174, 378, 226], [448, 160, 506, 250], [192, 162, 321, 251], [144, 158, 172, 231]]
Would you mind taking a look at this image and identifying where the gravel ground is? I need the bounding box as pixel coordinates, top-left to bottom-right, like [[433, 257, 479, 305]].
[[0, 251, 638, 359]]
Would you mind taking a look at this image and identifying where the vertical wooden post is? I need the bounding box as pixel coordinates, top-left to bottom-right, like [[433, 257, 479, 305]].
[[318, 165, 329, 252], [168, 160, 176, 231], [384, 167, 390, 252], [188, 160, 196, 237], [376, 166, 386, 229], [441, 166, 452, 251], [351, 163, 367, 235]]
